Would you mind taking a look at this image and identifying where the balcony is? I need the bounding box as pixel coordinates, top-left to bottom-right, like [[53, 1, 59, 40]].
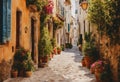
[[56, 14, 64, 21]]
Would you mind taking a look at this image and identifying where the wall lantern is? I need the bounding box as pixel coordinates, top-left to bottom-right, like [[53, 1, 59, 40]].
[[80, 0, 88, 10]]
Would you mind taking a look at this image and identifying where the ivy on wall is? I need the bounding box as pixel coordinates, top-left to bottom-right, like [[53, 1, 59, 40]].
[[26, 0, 48, 11], [104, 0, 120, 45], [88, 0, 120, 45], [53, 17, 64, 30], [88, 0, 105, 28]]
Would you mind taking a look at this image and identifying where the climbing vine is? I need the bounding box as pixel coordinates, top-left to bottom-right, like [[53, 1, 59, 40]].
[[88, 0, 120, 45], [104, 0, 120, 45], [26, 0, 48, 11], [53, 18, 64, 30]]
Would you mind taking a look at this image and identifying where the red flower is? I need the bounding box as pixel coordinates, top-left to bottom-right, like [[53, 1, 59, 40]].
[[44, 0, 54, 14]]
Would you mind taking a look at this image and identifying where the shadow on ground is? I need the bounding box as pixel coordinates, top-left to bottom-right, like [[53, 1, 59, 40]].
[[64, 46, 83, 63]]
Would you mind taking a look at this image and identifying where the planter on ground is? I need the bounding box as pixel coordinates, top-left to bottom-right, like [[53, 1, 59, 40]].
[[84, 56, 93, 69], [57, 47, 62, 54], [25, 71, 32, 77], [11, 70, 18, 78], [81, 57, 86, 67], [53, 47, 57, 55]]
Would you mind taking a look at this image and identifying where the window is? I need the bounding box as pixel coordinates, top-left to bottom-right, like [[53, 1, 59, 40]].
[[68, 24, 70, 32], [75, 10, 78, 14], [0, 0, 11, 44]]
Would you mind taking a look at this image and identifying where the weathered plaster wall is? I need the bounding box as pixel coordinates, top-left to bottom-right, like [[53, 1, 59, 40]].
[[0, 0, 40, 81], [100, 35, 120, 82]]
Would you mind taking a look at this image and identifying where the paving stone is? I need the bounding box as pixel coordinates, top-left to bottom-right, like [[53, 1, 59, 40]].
[[4, 46, 95, 82]]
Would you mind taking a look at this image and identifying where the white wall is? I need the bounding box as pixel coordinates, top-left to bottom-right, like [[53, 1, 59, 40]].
[[79, 5, 90, 40]]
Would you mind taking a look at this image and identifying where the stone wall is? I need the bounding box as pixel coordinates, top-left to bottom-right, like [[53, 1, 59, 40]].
[[0, 60, 12, 82], [91, 24, 120, 82], [100, 35, 120, 82]]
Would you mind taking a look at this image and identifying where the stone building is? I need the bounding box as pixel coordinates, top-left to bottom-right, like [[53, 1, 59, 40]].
[[64, 0, 71, 43], [78, 0, 120, 82], [0, 0, 40, 81], [74, 0, 91, 45], [52, 0, 65, 46]]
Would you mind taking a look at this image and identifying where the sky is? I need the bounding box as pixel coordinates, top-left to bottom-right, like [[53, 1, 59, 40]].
[[71, 0, 76, 17]]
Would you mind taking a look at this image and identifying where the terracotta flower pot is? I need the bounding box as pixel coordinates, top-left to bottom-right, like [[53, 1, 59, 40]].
[[42, 56, 49, 63], [25, 71, 32, 77], [57, 50, 61, 54], [18, 70, 24, 77], [84, 56, 93, 69], [95, 69, 101, 82], [81, 59, 86, 67], [11, 71, 18, 78], [90, 67, 95, 74], [49, 54, 53, 60], [94, 67, 104, 82], [53, 48, 57, 55]]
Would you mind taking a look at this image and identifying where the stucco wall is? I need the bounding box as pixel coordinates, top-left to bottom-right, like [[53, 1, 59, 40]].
[[100, 35, 120, 82], [0, 0, 30, 63], [0, 0, 40, 81], [92, 25, 120, 82]]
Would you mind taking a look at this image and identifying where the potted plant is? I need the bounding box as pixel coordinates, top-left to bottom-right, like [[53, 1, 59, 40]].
[[26, 0, 48, 12], [53, 47, 57, 55], [51, 38, 57, 55], [81, 57, 86, 67], [11, 63, 18, 78], [92, 60, 112, 82], [61, 44, 65, 51], [49, 53, 53, 60], [24, 60, 34, 77], [51, 38, 56, 48], [13, 48, 33, 77], [83, 39, 99, 69], [65, 43, 73, 49], [38, 26, 53, 67], [57, 47, 62, 54], [83, 42, 93, 68]]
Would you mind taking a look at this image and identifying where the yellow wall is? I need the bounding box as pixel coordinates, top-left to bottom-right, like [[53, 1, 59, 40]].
[[0, 0, 32, 62]]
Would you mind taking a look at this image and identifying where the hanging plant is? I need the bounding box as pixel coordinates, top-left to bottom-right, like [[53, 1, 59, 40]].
[[26, 0, 48, 11], [53, 17, 64, 30], [44, 0, 54, 14]]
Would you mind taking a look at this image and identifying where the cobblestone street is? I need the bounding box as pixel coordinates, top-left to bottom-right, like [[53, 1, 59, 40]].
[[4, 46, 95, 82]]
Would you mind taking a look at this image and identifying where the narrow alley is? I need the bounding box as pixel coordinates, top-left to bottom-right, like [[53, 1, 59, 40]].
[[4, 46, 95, 82], [0, 0, 120, 82]]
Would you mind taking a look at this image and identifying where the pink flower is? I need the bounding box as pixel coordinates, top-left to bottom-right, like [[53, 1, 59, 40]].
[[91, 63, 96, 68], [44, 0, 54, 14]]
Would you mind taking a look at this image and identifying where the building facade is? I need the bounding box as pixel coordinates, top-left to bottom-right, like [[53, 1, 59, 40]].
[[64, 0, 71, 43], [52, 0, 65, 46], [0, 0, 40, 81], [78, 0, 91, 43]]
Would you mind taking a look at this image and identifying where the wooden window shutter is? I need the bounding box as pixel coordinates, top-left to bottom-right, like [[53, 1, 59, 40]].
[[0, 0, 11, 44], [6, 0, 11, 41], [2, 0, 7, 43]]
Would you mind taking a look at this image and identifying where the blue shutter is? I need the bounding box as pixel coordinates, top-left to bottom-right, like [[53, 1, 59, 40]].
[[0, 0, 11, 44], [7, 0, 11, 41], [3, 0, 7, 43], [0, 0, 3, 43]]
